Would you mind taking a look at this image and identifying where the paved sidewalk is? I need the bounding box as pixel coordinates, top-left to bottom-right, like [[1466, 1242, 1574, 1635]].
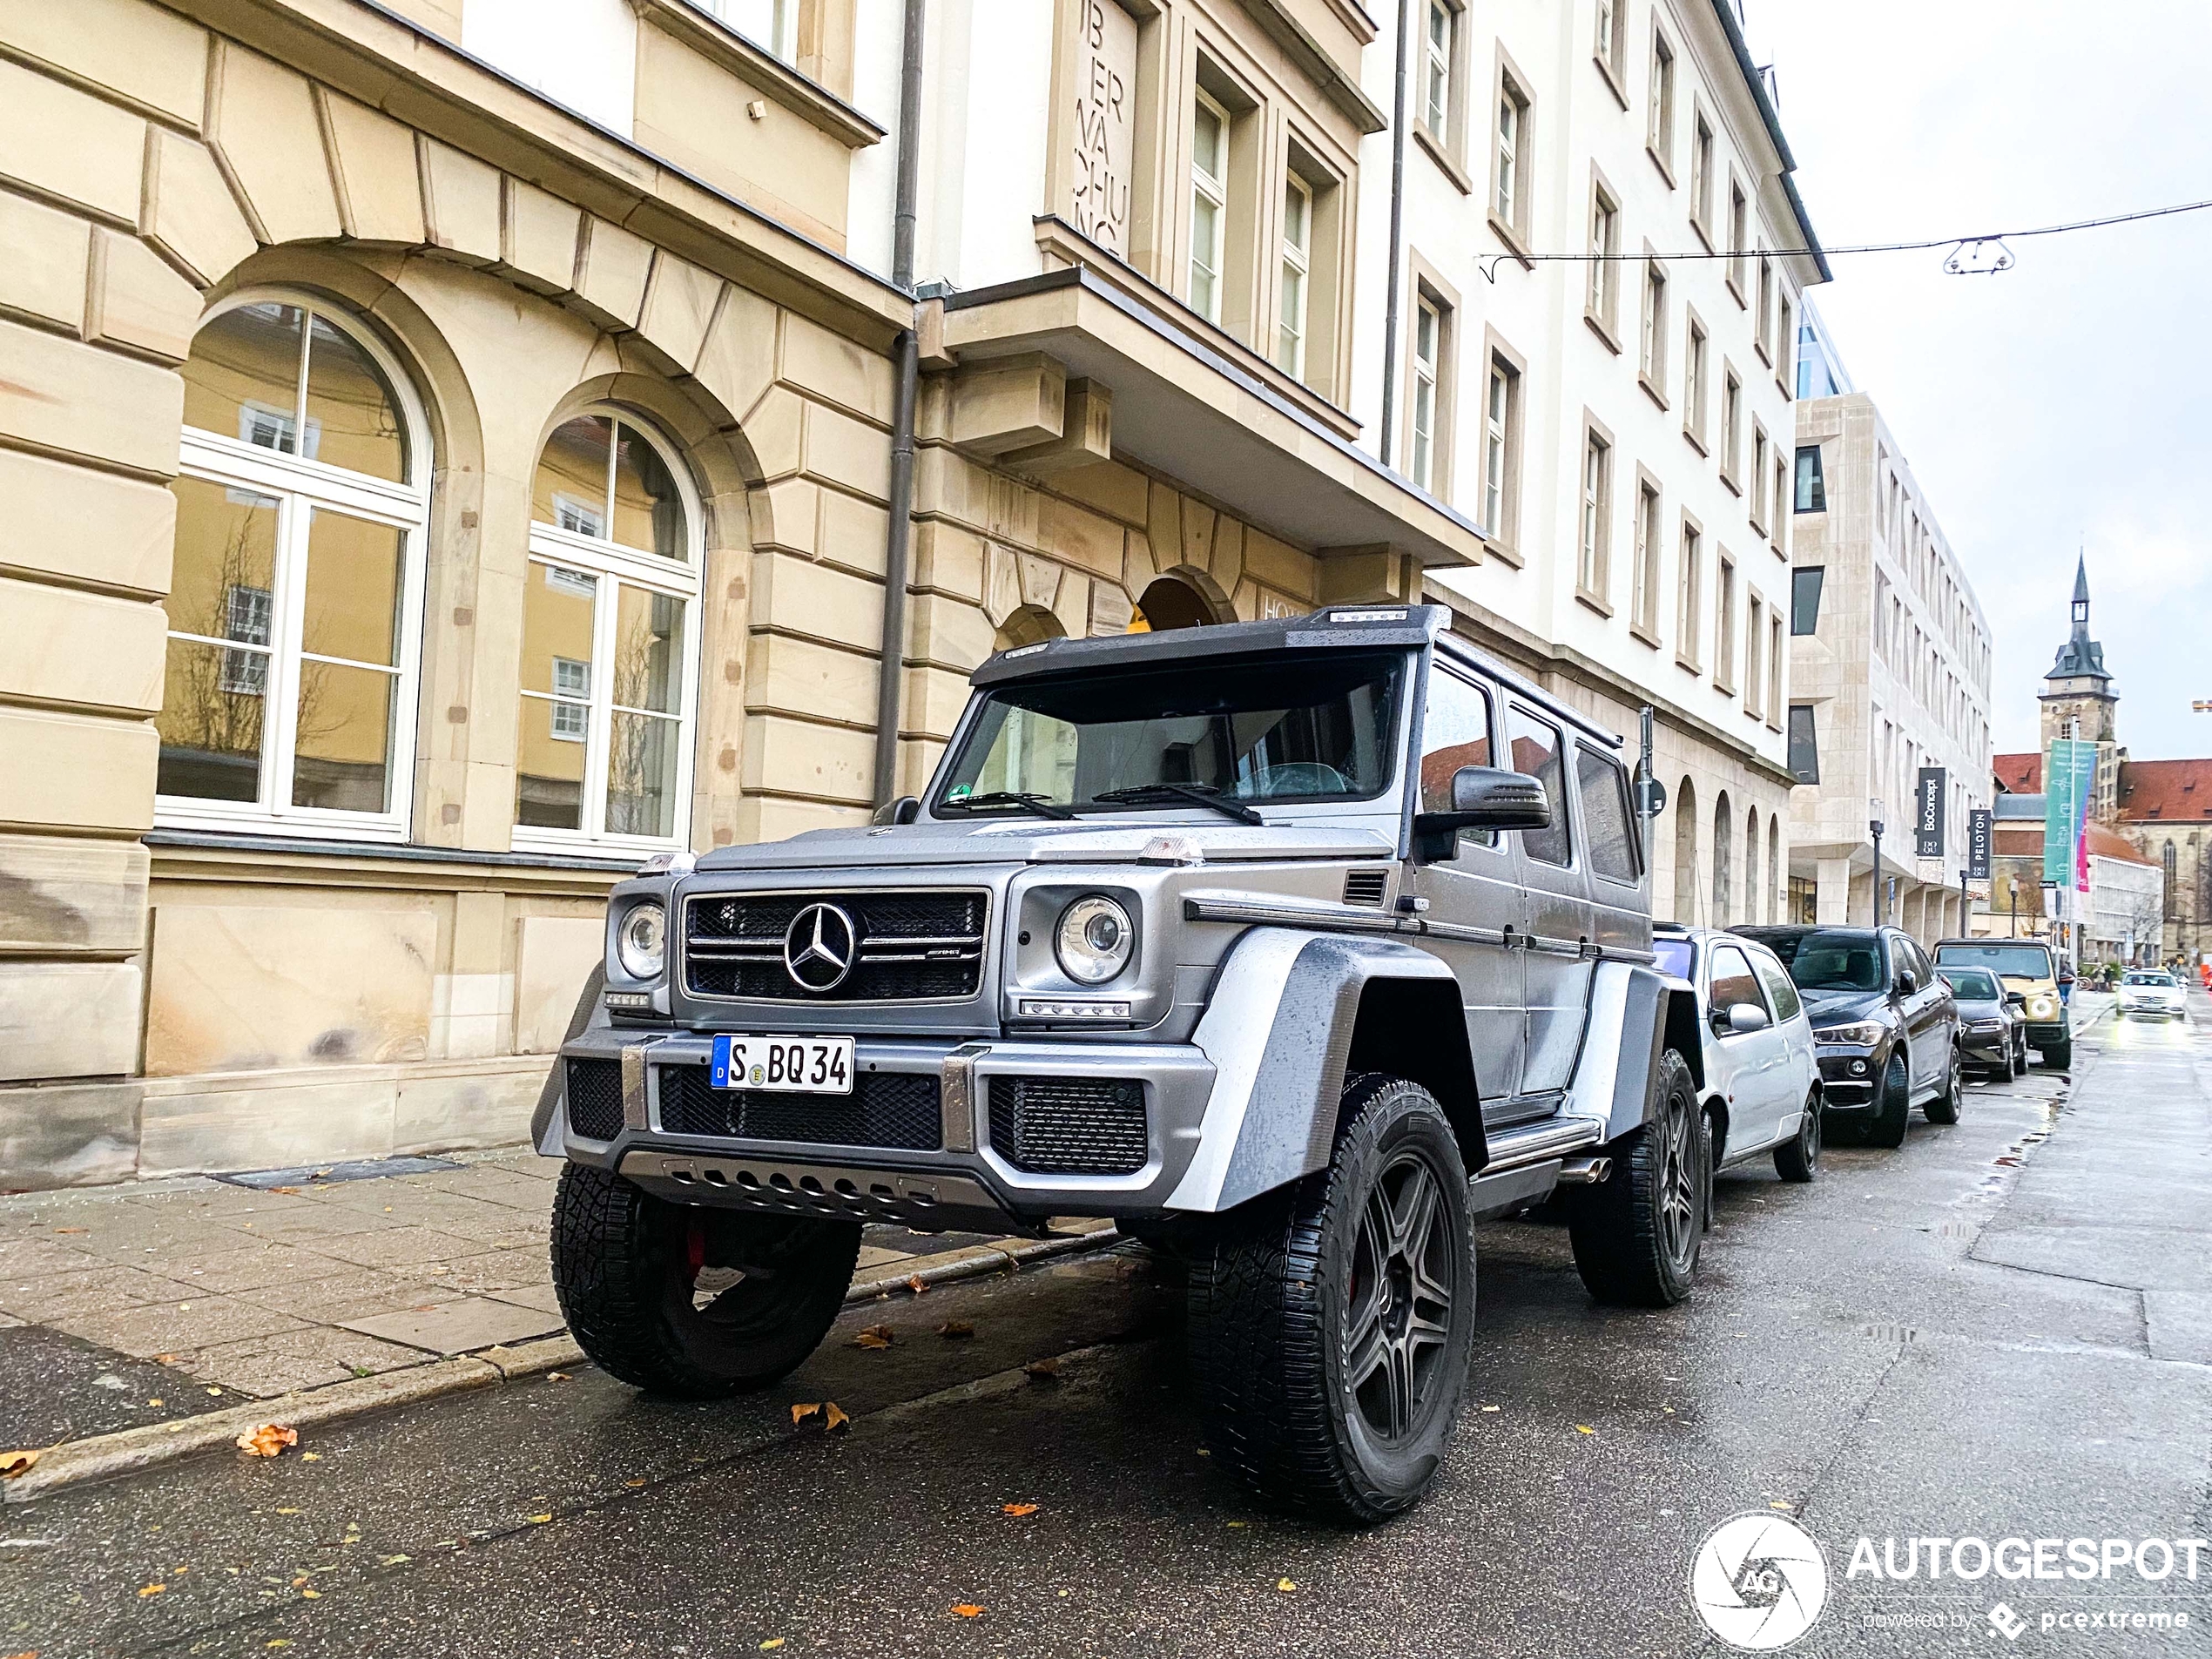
[[0, 1148, 1109, 1459]]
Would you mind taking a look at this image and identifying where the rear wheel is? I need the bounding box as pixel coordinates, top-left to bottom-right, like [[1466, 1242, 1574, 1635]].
[[1566, 1050, 1707, 1307], [1186, 1076, 1475, 1526], [1924, 1044, 1965, 1124], [550, 1163, 860, 1398], [1773, 1093, 1821, 1183], [1865, 1051, 1912, 1149]]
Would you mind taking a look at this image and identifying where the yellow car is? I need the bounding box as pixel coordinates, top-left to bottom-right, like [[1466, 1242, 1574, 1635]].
[[1933, 941, 2069, 1069]]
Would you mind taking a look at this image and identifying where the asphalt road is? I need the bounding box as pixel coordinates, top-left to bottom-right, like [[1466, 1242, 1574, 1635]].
[[8, 1000, 2209, 1658]]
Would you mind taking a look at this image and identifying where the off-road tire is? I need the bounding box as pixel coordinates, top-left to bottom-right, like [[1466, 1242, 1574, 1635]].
[[1865, 1051, 1912, 1149], [1185, 1076, 1475, 1527], [1923, 1044, 1965, 1124], [1773, 1093, 1821, 1184], [2039, 1037, 2073, 1070], [550, 1163, 860, 1398], [1565, 1049, 1707, 1307]]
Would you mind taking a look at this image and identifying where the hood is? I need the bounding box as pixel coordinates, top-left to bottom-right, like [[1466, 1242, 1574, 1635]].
[[1798, 989, 1889, 1025], [691, 817, 1399, 873]]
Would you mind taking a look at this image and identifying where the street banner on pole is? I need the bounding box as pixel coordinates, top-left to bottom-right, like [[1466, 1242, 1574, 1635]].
[[1967, 807, 1993, 880], [2044, 740, 2095, 888], [1914, 767, 1946, 858]]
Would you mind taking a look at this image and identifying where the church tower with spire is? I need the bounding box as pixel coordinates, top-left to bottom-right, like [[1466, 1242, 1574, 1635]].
[[2039, 555, 2122, 822]]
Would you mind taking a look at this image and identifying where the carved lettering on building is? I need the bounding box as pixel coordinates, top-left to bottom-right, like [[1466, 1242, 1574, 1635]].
[[1070, 0, 1135, 255]]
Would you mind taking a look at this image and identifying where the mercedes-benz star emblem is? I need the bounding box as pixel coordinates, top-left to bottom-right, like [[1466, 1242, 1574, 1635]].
[[783, 903, 858, 992]]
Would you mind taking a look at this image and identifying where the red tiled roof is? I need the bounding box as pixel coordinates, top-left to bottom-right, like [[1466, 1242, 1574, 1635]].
[[2116, 757, 2212, 823], [1994, 752, 2043, 792], [2084, 823, 2157, 867]]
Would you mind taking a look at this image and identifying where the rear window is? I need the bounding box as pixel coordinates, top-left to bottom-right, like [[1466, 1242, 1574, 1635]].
[[1935, 942, 2054, 980], [1940, 968, 2000, 1000], [1575, 743, 1641, 885]]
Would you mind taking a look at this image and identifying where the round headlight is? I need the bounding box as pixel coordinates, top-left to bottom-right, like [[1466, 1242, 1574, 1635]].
[[617, 901, 666, 981], [1055, 894, 1134, 985]]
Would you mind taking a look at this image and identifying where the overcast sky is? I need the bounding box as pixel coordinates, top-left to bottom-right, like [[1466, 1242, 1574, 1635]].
[[1743, 0, 2212, 763]]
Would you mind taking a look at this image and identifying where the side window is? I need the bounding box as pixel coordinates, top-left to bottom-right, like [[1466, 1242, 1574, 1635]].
[[1751, 951, 1802, 1021], [1708, 945, 1768, 1023], [1420, 668, 1501, 853], [1507, 705, 1572, 867], [1575, 743, 1641, 884]]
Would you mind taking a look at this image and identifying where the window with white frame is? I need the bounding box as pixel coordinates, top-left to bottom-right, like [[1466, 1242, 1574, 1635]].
[[1190, 90, 1230, 323], [710, 0, 797, 64], [1634, 479, 1661, 638], [1728, 179, 1749, 295], [1640, 259, 1668, 388], [1715, 553, 1737, 690], [1494, 74, 1529, 233], [1745, 593, 1764, 713], [1690, 111, 1714, 234], [516, 410, 701, 849], [1579, 428, 1611, 601], [1595, 0, 1623, 79], [1587, 180, 1620, 332], [1481, 352, 1519, 541], [1423, 0, 1453, 135], [1410, 293, 1442, 491], [1277, 172, 1312, 380], [1757, 253, 1775, 360], [1683, 315, 1709, 446], [1647, 29, 1676, 171], [1677, 520, 1703, 668], [1721, 366, 1742, 484], [160, 298, 430, 839]]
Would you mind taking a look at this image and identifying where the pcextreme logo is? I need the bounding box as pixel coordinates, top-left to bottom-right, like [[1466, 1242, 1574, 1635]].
[[1690, 1513, 1831, 1650]]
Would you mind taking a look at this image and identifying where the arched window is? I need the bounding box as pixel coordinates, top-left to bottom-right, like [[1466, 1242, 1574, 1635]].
[[1671, 775, 1697, 923], [158, 297, 431, 837], [1712, 790, 1734, 925], [1743, 805, 1761, 930], [514, 409, 701, 849], [995, 604, 1066, 651], [1131, 572, 1230, 631]]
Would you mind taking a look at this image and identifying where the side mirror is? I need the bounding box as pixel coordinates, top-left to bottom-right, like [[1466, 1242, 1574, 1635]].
[[1412, 767, 1551, 862], [873, 795, 921, 826], [1719, 1002, 1771, 1035], [1896, 969, 1919, 995], [2004, 991, 2027, 1007]]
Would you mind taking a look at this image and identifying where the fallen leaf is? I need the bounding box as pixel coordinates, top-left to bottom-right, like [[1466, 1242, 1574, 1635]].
[[268, 1642, 292, 1649], [546, 1372, 571, 1382], [235, 1425, 298, 1458], [273, 1508, 300, 1515], [624, 1479, 646, 1488], [299, 1452, 321, 1462], [148, 1399, 164, 1407], [1001, 1503, 1038, 1517], [907, 1274, 928, 1294], [1770, 1501, 1797, 1513], [1573, 1425, 1595, 1435], [850, 1325, 894, 1350], [138, 1584, 165, 1598], [1022, 1357, 1061, 1382], [270, 1187, 302, 1197], [156, 1354, 180, 1366], [1276, 1579, 1298, 1593], [526, 1514, 552, 1525], [206, 1387, 223, 1397], [291, 1578, 309, 1588], [1226, 1521, 1248, 1529], [824, 1403, 851, 1433], [951, 1604, 984, 1618], [300, 1588, 320, 1600], [761, 1642, 786, 1652], [312, 1169, 333, 1179], [790, 1403, 821, 1426], [936, 1320, 975, 1340], [54, 1227, 87, 1235], [1480, 1405, 1501, 1413], [1, 1451, 41, 1480]]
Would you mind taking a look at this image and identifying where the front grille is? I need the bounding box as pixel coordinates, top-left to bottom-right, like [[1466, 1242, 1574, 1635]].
[[987, 1076, 1149, 1176], [684, 890, 988, 1002], [565, 1057, 624, 1141], [657, 1065, 942, 1151]]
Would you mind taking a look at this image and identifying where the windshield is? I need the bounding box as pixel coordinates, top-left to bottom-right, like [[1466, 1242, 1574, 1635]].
[[1652, 937, 1695, 981], [1763, 930, 1887, 992], [934, 651, 1405, 814], [1939, 968, 2000, 1001], [1936, 943, 2054, 980], [2123, 971, 2173, 985]]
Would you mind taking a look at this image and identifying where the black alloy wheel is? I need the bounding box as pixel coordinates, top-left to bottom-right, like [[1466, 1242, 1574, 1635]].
[[1925, 1043, 1965, 1124], [1774, 1092, 1821, 1183], [1865, 1050, 1912, 1148], [1344, 1153, 1460, 1444]]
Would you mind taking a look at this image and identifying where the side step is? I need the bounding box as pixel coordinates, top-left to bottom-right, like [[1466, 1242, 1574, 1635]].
[[1466, 1116, 1610, 1222]]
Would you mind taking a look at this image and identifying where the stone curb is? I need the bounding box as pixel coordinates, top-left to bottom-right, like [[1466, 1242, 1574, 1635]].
[[4, 1228, 1120, 1504]]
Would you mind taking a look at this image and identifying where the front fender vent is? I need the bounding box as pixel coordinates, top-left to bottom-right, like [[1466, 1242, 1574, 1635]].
[[1342, 867, 1389, 907]]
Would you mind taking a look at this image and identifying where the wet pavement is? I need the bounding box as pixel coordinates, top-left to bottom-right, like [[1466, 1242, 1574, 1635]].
[[5, 996, 2209, 1657]]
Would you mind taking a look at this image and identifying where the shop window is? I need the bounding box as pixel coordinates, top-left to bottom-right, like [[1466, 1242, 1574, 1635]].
[[160, 300, 429, 839]]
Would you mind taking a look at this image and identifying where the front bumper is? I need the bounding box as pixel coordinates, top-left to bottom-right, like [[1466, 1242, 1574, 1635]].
[[547, 1025, 1217, 1233], [2025, 1020, 2070, 1046], [2119, 998, 2185, 1018], [1959, 1026, 2013, 1068], [1813, 1042, 1888, 1113]]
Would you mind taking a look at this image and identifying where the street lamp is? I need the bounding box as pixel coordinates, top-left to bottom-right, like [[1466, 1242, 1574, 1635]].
[[1869, 798, 1886, 927]]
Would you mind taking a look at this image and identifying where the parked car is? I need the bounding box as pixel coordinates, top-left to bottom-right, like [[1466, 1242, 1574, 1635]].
[[1938, 964, 2028, 1077], [1652, 926, 1823, 1182], [1732, 926, 1963, 1147], [1932, 940, 2070, 1068], [536, 604, 1716, 1525], [2118, 968, 2188, 1021]]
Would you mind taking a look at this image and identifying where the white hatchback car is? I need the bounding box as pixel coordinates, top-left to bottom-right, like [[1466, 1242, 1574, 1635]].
[[2118, 969, 2188, 1021], [1653, 925, 1824, 1183]]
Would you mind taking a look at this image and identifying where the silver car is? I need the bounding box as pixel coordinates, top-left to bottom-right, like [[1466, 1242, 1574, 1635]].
[[1653, 926, 1824, 1184], [537, 605, 1713, 1524], [2119, 969, 2188, 1021]]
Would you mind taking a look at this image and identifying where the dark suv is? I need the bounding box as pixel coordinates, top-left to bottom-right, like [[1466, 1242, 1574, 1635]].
[[1731, 926, 1962, 1147]]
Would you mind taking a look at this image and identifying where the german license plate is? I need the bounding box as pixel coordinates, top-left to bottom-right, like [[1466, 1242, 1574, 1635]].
[[710, 1035, 854, 1095]]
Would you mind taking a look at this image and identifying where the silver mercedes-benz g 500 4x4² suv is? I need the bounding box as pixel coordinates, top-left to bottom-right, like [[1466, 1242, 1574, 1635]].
[[537, 604, 1709, 1523]]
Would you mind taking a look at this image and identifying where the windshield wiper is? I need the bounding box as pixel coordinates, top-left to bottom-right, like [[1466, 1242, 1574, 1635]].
[[1089, 783, 1265, 826], [941, 790, 1075, 820]]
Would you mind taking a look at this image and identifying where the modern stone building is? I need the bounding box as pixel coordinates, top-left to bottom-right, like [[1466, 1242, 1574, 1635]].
[[1784, 310, 1993, 941], [0, 0, 1822, 1188]]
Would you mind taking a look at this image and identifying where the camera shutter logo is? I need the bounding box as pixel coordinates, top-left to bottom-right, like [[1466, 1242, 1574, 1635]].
[[1689, 1513, 1829, 1650]]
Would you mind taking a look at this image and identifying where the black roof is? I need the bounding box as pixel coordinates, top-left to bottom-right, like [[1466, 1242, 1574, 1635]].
[[968, 604, 1624, 749]]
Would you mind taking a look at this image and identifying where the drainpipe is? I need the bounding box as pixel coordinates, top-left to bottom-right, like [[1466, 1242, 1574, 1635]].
[[1377, 0, 1413, 466], [872, 0, 927, 808]]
